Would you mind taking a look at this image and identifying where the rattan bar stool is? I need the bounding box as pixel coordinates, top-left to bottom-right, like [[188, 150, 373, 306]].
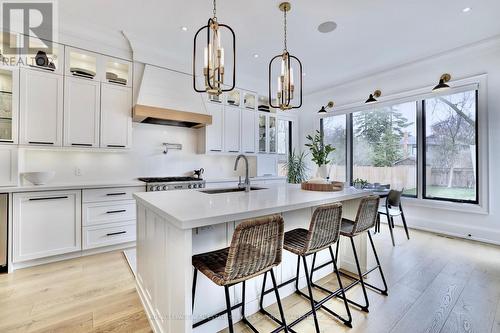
[[192, 215, 289, 333], [315, 195, 388, 313], [260, 203, 352, 333]]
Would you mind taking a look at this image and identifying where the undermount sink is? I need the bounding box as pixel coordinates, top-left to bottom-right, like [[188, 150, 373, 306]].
[[199, 187, 267, 194]]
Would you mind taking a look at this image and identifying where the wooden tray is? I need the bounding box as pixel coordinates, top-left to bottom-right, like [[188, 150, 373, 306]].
[[301, 181, 344, 192]]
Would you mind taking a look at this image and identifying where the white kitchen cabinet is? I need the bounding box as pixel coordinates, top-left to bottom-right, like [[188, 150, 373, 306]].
[[12, 190, 82, 262], [0, 146, 18, 186], [100, 83, 132, 148], [204, 102, 223, 152], [0, 66, 19, 144], [19, 69, 63, 146], [241, 110, 256, 154], [83, 221, 136, 250], [63, 77, 100, 147], [223, 108, 240, 153], [65, 47, 101, 81]]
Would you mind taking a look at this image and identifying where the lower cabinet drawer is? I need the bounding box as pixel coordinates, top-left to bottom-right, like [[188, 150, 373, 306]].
[[83, 201, 136, 226], [83, 221, 136, 250]]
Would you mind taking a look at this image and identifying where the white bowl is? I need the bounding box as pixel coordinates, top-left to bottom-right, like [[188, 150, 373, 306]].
[[22, 171, 56, 185]]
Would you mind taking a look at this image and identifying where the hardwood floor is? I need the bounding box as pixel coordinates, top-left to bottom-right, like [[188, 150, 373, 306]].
[[1, 227, 499, 333]]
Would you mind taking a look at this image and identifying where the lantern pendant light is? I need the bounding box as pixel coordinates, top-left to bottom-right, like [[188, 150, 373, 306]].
[[269, 2, 303, 110], [193, 0, 236, 96]]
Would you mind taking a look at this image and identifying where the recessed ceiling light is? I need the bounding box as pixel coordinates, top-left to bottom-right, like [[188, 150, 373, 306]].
[[253, 53, 259, 58], [181, 26, 188, 31], [318, 21, 338, 33], [462, 7, 471, 13]]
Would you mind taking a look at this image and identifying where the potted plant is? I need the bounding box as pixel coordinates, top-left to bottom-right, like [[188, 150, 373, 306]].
[[353, 178, 369, 189], [305, 130, 335, 179], [283, 149, 308, 184]]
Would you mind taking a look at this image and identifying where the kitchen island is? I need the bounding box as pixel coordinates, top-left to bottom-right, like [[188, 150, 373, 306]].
[[134, 184, 372, 333]]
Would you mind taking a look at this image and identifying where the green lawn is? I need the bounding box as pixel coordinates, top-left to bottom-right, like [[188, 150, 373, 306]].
[[404, 186, 476, 201]]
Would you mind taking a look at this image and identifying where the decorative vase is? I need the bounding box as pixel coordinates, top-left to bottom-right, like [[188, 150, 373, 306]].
[[316, 165, 328, 179]]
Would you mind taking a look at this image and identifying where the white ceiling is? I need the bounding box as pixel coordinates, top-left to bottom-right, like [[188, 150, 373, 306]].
[[59, 0, 500, 94]]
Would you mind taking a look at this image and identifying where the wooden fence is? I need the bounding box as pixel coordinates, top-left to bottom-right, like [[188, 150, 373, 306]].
[[329, 165, 417, 189]]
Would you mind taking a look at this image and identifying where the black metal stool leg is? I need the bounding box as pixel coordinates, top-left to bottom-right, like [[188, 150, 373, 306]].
[[224, 285, 235, 333], [368, 231, 389, 295], [400, 204, 410, 240], [192, 269, 198, 311], [350, 236, 370, 312], [329, 246, 353, 327], [259, 271, 268, 311], [387, 215, 396, 246], [302, 256, 321, 333], [310, 252, 317, 282], [270, 269, 289, 333], [294, 255, 300, 292]]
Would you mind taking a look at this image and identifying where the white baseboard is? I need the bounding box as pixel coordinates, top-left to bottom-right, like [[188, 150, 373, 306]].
[[10, 242, 136, 271]]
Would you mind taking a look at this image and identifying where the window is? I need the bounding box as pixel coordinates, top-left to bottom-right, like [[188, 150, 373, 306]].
[[352, 102, 417, 196], [321, 115, 347, 182], [319, 84, 482, 205], [423, 90, 478, 203]]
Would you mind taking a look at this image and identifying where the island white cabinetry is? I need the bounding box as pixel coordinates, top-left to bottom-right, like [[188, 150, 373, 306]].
[[63, 77, 101, 147], [19, 69, 64, 146], [12, 190, 81, 262], [135, 185, 370, 333]]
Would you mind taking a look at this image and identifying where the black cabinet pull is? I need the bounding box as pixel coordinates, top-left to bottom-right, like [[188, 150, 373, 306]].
[[71, 143, 93, 147], [29, 196, 68, 201], [106, 192, 127, 196], [228, 150, 239, 153], [29, 141, 54, 145], [106, 209, 126, 214], [106, 231, 127, 236], [210, 149, 222, 152], [244, 151, 255, 154], [0, 140, 14, 143], [107, 144, 126, 148]]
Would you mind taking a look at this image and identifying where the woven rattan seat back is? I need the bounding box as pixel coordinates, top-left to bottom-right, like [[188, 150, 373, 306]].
[[352, 195, 380, 234], [304, 203, 343, 254], [224, 215, 284, 285]]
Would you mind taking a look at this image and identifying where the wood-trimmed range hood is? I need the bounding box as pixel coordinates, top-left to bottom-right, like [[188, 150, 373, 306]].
[[133, 64, 212, 128]]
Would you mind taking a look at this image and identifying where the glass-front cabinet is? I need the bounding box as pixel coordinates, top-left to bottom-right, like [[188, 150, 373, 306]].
[[0, 67, 19, 144], [104, 56, 131, 87], [65, 47, 99, 80], [258, 114, 267, 153], [22, 36, 64, 75], [226, 90, 240, 107], [258, 113, 278, 154], [269, 115, 277, 153]]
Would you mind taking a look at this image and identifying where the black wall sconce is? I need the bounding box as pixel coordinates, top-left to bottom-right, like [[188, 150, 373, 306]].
[[432, 73, 451, 92], [365, 90, 382, 104], [318, 101, 334, 113]]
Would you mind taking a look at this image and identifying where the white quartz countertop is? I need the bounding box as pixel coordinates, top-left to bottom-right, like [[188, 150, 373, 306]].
[[134, 184, 370, 229], [205, 176, 286, 183], [0, 180, 146, 193]]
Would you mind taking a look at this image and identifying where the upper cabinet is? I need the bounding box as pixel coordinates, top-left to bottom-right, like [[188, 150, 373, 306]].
[[65, 47, 100, 80], [20, 36, 65, 75], [226, 90, 241, 108], [241, 110, 256, 154], [63, 77, 101, 147], [100, 83, 132, 149], [0, 66, 19, 144], [223, 108, 240, 153], [257, 113, 277, 154], [103, 56, 132, 87], [19, 68, 63, 146], [202, 103, 224, 153]]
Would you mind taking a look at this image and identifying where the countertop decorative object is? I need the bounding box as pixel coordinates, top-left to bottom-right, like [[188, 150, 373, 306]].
[[301, 180, 344, 192]]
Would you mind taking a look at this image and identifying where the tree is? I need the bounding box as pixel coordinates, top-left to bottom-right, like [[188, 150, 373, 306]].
[[427, 91, 476, 188], [353, 106, 413, 166]]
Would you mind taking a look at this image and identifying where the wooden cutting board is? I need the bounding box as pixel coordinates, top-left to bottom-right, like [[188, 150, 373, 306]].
[[301, 181, 344, 192]]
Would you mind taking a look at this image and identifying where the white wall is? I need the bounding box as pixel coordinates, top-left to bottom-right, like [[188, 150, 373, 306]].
[[20, 123, 256, 183], [299, 37, 500, 245]]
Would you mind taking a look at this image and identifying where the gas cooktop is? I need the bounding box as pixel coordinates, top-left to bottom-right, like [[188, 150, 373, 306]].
[[138, 177, 205, 192], [138, 177, 202, 183]]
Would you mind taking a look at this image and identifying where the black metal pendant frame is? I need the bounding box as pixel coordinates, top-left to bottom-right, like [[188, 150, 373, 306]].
[[193, 18, 236, 95], [268, 51, 303, 110]]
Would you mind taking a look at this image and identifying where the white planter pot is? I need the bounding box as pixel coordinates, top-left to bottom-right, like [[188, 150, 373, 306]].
[[316, 165, 328, 179]]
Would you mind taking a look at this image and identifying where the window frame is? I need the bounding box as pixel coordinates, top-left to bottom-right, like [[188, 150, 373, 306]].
[[317, 74, 487, 211], [421, 90, 479, 204]]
